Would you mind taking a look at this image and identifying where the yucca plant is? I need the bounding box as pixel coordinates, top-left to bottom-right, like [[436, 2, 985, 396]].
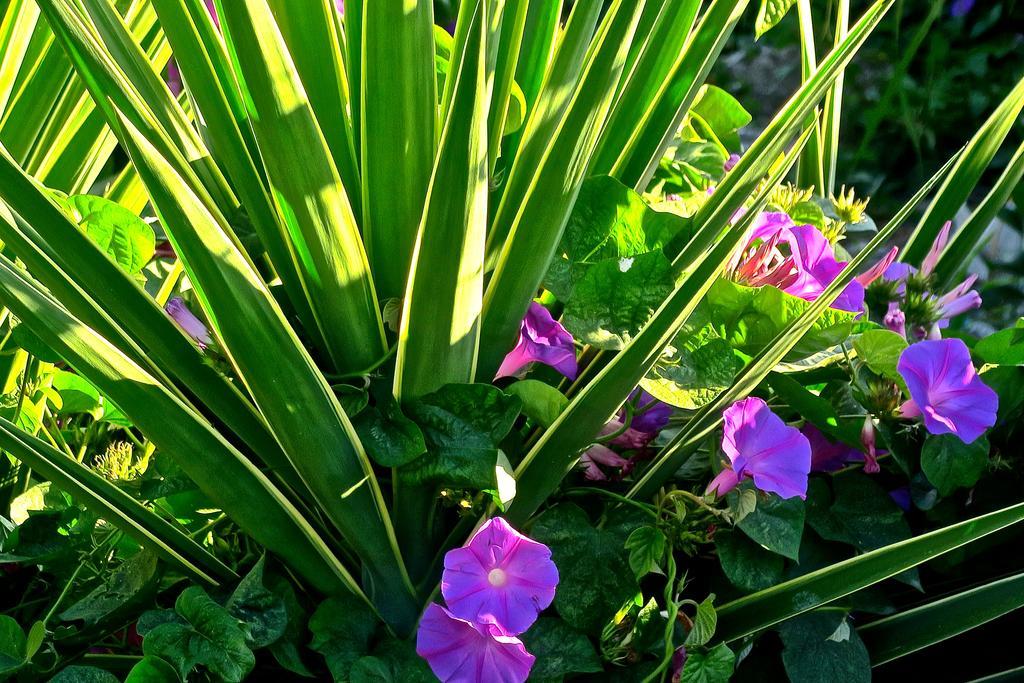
[[0, 0, 1022, 680]]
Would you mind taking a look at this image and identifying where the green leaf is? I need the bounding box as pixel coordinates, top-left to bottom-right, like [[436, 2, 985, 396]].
[[143, 586, 255, 683], [937, 138, 1024, 285], [264, 570, 314, 678], [225, 557, 288, 649], [218, 0, 387, 371], [401, 384, 520, 490], [349, 638, 434, 683], [108, 105, 414, 628], [10, 481, 67, 525], [625, 526, 667, 578], [691, 85, 751, 151], [394, 0, 488, 401], [738, 494, 805, 560], [628, 126, 949, 502], [852, 330, 908, 381], [714, 500, 1024, 644], [778, 610, 870, 683], [60, 550, 158, 628], [641, 326, 742, 410], [756, 0, 797, 38], [590, 0, 701, 178], [562, 250, 675, 350], [67, 194, 155, 276], [520, 617, 603, 679], [716, 528, 785, 592], [124, 656, 180, 683], [479, 0, 648, 377], [974, 320, 1024, 366], [859, 570, 1024, 666], [308, 595, 378, 682], [920, 435, 989, 497], [353, 387, 427, 469], [767, 374, 863, 449], [686, 595, 718, 647], [807, 473, 917, 588], [357, 0, 436, 300], [0, 616, 27, 677], [681, 643, 735, 683], [50, 666, 120, 683], [0, 146, 301, 499], [615, 0, 748, 189], [788, 201, 828, 232], [0, 417, 232, 585], [702, 279, 857, 361], [51, 370, 101, 416], [531, 504, 637, 635], [504, 380, 567, 428]]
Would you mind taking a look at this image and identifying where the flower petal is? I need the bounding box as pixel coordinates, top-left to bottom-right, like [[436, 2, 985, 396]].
[[416, 604, 535, 683]]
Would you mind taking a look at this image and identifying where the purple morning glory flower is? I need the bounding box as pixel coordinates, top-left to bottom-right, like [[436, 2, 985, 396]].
[[934, 274, 982, 321], [881, 262, 918, 297], [802, 424, 863, 472], [897, 338, 998, 443], [441, 517, 558, 636], [889, 486, 912, 512], [625, 388, 673, 434], [707, 397, 811, 500], [166, 297, 213, 349], [950, 0, 975, 17], [496, 302, 578, 380], [416, 604, 535, 683], [724, 153, 741, 172]]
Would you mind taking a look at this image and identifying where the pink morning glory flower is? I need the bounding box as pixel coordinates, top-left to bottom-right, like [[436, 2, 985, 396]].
[[707, 397, 811, 500], [897, 338, 998, 444], [416, 604, 535, 683], [855, 247, 899, 287], [921, 221, 951, 278], [441, 517, 559, 636], [165, 297, 213, 349], [732, 213, 870, 313], [496, 302, 578, 380]]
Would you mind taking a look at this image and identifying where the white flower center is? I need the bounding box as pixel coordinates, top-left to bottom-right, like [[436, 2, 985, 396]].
[[487, 568, 508, 587]]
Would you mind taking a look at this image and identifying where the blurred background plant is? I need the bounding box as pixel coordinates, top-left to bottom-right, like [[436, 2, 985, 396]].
[[718, 0, 1024, 333]]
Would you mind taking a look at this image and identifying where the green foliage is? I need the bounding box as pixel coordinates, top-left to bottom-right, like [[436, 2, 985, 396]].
[[0, 0, 1019, 678], [66, 194, 155, 277], [504, 380, 567, 428], [521, 617, 604, 680], [755, 0, 798, 38], [737, 493, 806, 560], [778, 610, 870, 683], [531, 504, 637, 635], [920, 435, 989, 497], [400, 383, 520, 491], [681, 643, 735, 683], [308, 595, 378, 682], [701, 279, 857, 360], [141, 587, 256, 682]]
